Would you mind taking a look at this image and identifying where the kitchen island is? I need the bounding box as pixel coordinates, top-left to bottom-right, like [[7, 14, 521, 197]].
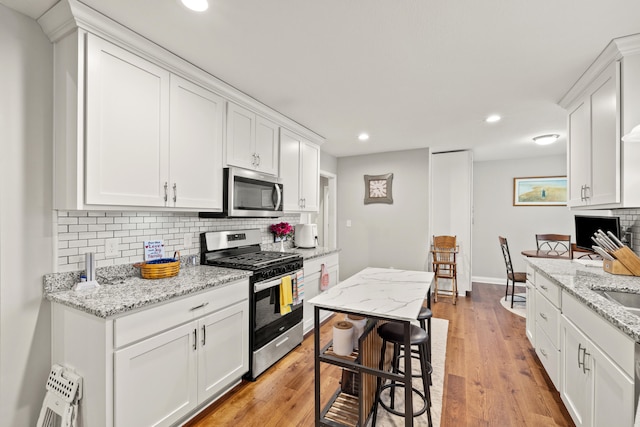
[[309, 267, 434, 427]]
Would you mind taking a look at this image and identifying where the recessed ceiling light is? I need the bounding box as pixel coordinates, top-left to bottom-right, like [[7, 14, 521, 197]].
[[358, 133, 370, 141], [485, 115, 501, 123], [533, 134, 560, 145], [180, 0, 209, 12]]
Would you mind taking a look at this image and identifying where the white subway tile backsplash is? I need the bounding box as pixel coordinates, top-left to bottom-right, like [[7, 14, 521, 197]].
[[55, 210, 300, 271]]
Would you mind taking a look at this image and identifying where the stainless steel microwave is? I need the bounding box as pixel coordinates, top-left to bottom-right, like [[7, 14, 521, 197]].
[[200, 167, 284, 218]]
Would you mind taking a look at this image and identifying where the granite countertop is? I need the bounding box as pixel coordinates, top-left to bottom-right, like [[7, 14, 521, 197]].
[[309, 267, 433, 321], [288, 246, 340, 260], [44, 247, 340, 319], [44, 265, 252, 319], [525, 257, 640, 342]]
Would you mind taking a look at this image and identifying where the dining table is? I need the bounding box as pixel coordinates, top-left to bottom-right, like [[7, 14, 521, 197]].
[[308, 267, 434, 427]]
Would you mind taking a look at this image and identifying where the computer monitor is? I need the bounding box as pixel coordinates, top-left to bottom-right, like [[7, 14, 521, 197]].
[[574, 215, 621, 251]]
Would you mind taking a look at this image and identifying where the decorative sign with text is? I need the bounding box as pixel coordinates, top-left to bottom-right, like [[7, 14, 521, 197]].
[[144, 240, 165, 261]]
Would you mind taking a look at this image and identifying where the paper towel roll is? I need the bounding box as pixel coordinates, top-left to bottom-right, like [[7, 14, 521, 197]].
[[346, 314, 367, 350], [333, 321, 354, 356]]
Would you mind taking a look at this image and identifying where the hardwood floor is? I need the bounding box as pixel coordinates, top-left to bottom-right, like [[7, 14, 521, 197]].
[[186, 283, 574, 426]]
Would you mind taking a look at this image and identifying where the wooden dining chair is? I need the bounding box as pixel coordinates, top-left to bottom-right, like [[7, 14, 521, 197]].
[[535, 234, 572, 258], [431, 235, 458, 305], [498, 236, 526, 308]]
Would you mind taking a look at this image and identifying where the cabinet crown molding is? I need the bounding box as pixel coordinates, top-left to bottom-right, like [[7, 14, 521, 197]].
[[38, 0, 325, 146], [559, 33, 640, 109]]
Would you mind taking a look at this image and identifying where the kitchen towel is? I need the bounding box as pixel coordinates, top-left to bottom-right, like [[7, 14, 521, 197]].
[[320, 264, 329, 291], [293, 270, 305, 305], [279, 276, 293, 315], [332, 321, 354, 356]]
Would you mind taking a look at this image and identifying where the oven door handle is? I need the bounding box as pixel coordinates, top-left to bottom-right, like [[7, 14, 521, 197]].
[[254, 270, 302, 293]]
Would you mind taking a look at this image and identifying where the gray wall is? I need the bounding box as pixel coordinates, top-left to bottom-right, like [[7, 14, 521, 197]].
[[337, 149, 430, 279], [472, 154, 572, 282], [320, 150, 337, 175], [0, 5, 54, 424]]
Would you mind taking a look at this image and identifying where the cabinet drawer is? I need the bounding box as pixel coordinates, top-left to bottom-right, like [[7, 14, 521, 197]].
[[535, 272, 561, 308], [535, 323, 560, 388], [535, 290, 560, 348], [114, 279, 249, 348], [562, 291, 634, 377]]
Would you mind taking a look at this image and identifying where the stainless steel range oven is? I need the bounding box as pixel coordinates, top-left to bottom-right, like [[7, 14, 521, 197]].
[[201, 229, 303, 380]]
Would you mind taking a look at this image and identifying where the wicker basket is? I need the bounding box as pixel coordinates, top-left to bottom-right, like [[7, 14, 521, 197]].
[[135, 252, 180, 279]]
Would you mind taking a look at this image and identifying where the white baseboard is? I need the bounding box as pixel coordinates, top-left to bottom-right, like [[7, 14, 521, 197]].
[[472, 276, 507, 286]]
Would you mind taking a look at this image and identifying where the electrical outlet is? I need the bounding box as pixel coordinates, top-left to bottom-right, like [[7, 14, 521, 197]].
[[105, 239, 119, 258], [184, 233, 193, 249]]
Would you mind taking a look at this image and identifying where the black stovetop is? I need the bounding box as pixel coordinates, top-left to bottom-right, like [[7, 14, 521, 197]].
[[205, 250, 300, 271]]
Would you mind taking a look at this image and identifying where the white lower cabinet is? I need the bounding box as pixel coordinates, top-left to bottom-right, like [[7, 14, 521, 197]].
[[559, 292, 634, 427], [51, 279, 249, 427], [114, 300, 248, 426], [302, 253, 339, 333], [525, 265, 535, 346]]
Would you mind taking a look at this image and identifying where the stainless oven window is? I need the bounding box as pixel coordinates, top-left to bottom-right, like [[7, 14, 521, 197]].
[[233, 176, 281, 211]]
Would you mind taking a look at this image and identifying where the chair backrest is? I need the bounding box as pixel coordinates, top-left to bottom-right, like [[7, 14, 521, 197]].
[[432, 235, 457, 263], [536, 234, 571, 257], [499, 235, 515, 277]]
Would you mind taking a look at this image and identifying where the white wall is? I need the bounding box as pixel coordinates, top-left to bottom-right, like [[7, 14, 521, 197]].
[[472, 154, 572, 282], [337, 149, 430, 280], [0, 5, 54, 424]]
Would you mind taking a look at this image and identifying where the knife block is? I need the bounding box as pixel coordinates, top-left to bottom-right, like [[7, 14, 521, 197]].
[[603, 259, 634, 276], [603, 246, 640, 276]]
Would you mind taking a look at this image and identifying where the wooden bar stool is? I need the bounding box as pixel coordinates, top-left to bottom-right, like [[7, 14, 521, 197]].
[[372, 322, 433, 426]]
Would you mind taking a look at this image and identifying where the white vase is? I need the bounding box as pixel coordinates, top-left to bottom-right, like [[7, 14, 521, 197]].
[[279, 239, 285, 252]]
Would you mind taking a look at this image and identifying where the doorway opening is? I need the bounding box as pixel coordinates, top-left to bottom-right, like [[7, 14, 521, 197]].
[[309, 171, 337, 248]]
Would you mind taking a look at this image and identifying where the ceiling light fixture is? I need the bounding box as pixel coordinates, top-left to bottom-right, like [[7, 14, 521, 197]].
[[485, 114, 501, 123], [180, 0, 209, 12], [622, 124, 640, 142], [358, 133, 370, 141], [533, 134, 560, 145]]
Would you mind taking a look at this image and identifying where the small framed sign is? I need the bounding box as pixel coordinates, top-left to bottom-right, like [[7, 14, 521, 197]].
[[144, 240, 165, 261], [513, 176, 567, 206]]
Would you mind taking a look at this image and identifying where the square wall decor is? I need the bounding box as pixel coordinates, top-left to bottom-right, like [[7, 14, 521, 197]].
[[364, 173, 393, 204]]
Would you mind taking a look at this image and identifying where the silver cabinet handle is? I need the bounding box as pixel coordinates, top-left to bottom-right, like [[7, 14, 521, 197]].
[[584, 185, 590, 201], [540, 348, 548, 357], [173, 183, 177, 203], [540, 285, 548, 291], [189, 302, 209, 311], [582, 348, 590, 373], [252, 153, 257, 166], [164, 182, 168, 203], [201, 325, 206, 346], [256, 154, 261, 166], [193, 329, 197, 351], [539, 312, 548, 320]]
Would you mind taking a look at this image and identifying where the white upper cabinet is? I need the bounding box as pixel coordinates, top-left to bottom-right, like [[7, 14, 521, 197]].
[[85, 36, 223, 210], [39, 0, 324, 210], [85, 34, 170, 207], [226, 102, 279, 176], [169, 75, 224, 210], [561, 34, 640, 208], [566, 62, 619, 207], [280, 128, 320, 212]]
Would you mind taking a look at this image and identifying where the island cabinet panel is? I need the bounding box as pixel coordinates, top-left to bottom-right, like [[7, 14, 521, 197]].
[[525, 264, 536, 346], [302, 253, 339, 333]]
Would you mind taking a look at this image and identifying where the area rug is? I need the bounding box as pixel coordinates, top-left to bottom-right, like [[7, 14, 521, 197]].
[[500, 293, 526, 318], [366, 318, 448, 427]]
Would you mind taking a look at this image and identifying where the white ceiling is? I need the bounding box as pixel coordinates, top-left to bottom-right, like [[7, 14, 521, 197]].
[[4, 0, 640, 161]]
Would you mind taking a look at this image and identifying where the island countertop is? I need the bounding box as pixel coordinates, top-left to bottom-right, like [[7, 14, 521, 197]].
[[308, 267, 434, 321], [525, 257, 640, 342]]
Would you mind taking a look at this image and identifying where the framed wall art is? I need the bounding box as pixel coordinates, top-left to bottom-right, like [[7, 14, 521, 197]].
[[364, 173, 393, 204], [513, 176, 567, 206]]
